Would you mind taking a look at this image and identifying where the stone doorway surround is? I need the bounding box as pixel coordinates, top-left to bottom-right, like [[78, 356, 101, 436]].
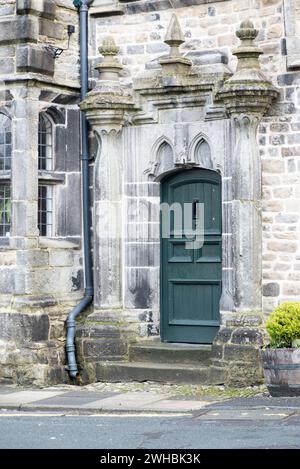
[[78, 16, 279, 386]]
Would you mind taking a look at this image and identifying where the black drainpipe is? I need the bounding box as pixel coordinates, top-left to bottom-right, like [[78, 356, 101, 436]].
[[66, 0, 94, 381]]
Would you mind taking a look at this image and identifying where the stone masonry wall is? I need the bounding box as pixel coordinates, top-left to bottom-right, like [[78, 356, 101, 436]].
[[89, 0, 300, 317], [0, 1, 83, 386]]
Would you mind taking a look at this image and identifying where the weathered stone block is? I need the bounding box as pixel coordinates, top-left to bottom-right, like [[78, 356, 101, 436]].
[[267, 241, 298, 253], [277, 73, 300, 86], [17, 0, 56, 19], [125, 267, 159, 309], [125, 242, 159, 267], [146, 42, 168, 54], [0, 4, 15, 16], [225, 361, 264, 387], [213, 327, 232, 344], [66, 109, 80, 171], [185, 49, 228, 65], [17, 249, 49, 267], [127, 44, 144, 55], [231, 328, 264, 346], [16, 44, 54, 75], [223, 344, 261, 362], [54, 125, 66, 171], [0, 16, 38, 45], [0, 313, 50, 341], [49, 249, 74, 267], [263, 282, 280, 297], [0, 251, 16, 266], [0, 268, 16, 294], [282, 282, 300, 296], [82, 339, 128, 361], [39, 18, 64, 40], [65, 174, 81, 236], [0, 58, 14, 74]]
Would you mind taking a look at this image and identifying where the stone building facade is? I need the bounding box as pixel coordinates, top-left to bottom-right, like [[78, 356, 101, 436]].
[[0, 0, 300, 387]]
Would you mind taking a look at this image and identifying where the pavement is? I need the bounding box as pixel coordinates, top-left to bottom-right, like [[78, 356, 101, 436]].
[[1, 382, 300, 416], [1, 383, 300, 448]]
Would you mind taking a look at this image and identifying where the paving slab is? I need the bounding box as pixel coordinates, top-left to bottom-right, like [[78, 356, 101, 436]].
[[0, 390, 66, 406], [26, 391, 118, 408], [82, 392, 167, 411]]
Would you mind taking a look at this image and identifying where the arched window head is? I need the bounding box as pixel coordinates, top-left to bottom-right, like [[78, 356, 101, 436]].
[[157, 142, 173, 174], [195, 139, 212, 169], [38, 113, 53, 170], [0, 113, 12, 171]]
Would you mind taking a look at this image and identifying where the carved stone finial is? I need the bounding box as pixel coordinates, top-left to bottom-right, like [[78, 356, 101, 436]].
[[217, 19, 279, 117], [236, 19, 258, 43], [99, 36, 120, 57], [233, 19, 263, 71], [95, 36, 123, 81], [159, 14, 191, 76], [164, 13, 185, 56]]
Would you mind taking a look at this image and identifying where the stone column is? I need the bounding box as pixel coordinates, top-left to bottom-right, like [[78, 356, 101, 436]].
[[81, 36, 134, 310], [93, 127, 123, 308], [10, 86, 40, 249], [218, 20, 278, 313]]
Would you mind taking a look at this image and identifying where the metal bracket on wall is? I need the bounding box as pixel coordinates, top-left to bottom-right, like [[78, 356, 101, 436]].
[[44, 25, 76, 59]]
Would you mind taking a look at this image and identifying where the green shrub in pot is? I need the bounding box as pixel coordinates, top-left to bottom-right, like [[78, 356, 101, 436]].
[[262, 302, 300, 396], [265, 302, 300, 348]]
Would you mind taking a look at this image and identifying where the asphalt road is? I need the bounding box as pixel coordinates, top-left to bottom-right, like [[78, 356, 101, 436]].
[[0, 412, 300, 449]]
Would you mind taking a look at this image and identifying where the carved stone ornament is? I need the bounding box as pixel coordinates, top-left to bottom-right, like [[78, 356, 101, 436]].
[[159, 14, 192, 77], [80, 36, 134, 130], [218, 19, 279, 117]]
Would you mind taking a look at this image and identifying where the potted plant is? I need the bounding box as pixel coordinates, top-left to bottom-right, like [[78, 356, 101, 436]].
[[261, 302, 300, 396]]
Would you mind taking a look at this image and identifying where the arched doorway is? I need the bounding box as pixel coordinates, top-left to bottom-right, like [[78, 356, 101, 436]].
[[160, 168, 222, 343]]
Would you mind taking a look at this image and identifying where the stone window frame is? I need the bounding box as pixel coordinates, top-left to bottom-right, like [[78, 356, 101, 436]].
[[0, 110, 12, 244], [38, 109, 65, 238]]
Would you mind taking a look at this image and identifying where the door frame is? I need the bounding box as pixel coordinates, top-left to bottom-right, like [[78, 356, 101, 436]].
[[159, 167, 222, 343]]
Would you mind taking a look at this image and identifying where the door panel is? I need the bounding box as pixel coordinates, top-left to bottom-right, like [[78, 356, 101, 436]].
[[160, 169, 222, 344]]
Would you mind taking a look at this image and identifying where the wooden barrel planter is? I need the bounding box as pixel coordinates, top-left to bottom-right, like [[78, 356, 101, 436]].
[[261, 348, 300, 396]]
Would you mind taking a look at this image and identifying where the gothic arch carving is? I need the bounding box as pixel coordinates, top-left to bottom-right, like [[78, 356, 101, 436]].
[[188, 133, 215, 170], [40, 106, 65, 125], [145, 137, 175, 180], [0, 107, 11, 119]]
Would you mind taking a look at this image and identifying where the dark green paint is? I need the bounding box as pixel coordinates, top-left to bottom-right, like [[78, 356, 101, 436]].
[[160, 169, 222, 344]]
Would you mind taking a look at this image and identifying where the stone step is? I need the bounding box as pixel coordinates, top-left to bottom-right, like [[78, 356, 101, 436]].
[[96, 361, 225, 385], [129, 341, 212, 365]]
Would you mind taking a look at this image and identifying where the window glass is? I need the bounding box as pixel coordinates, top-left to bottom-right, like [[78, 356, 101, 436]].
[[0, 114, 12, 171], [38, 114, 53, 171], [0, 185, 11, 237], [38, 185, 53, 237]]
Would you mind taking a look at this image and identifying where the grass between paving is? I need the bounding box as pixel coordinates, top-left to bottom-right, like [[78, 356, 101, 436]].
[[84, 382, 269, 400]]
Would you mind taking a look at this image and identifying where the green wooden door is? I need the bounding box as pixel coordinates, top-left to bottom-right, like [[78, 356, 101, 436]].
[[160, 169, 222, 343]]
